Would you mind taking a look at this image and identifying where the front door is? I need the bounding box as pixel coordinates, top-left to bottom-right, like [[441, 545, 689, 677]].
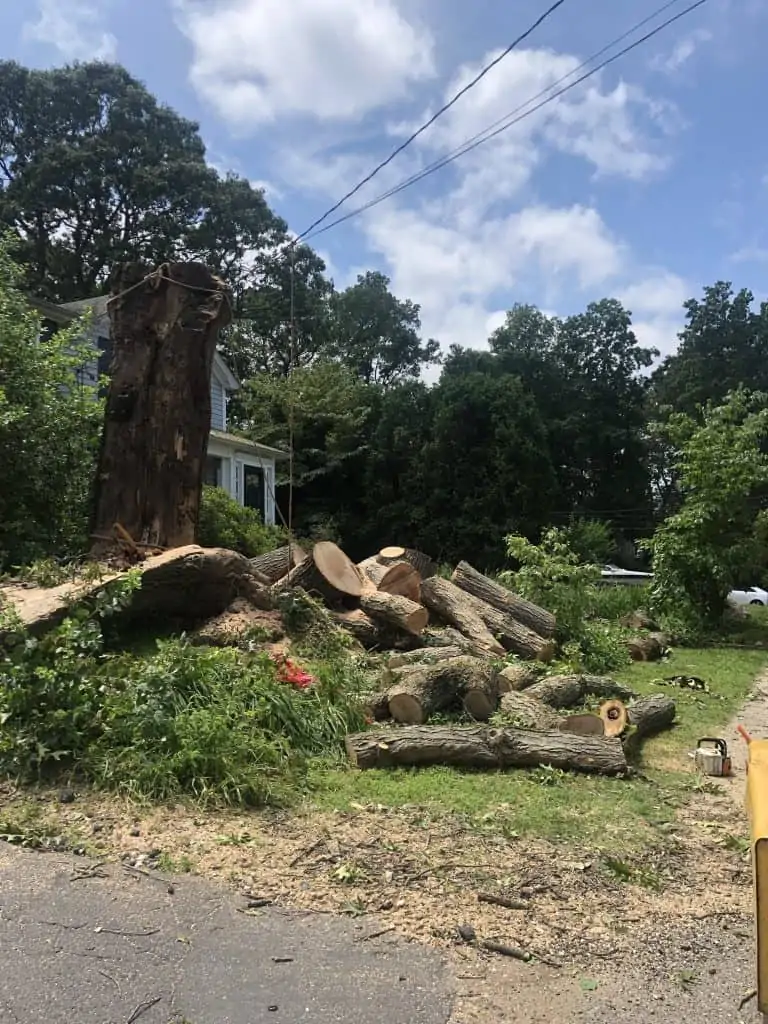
[[243, 464, 265, 519]]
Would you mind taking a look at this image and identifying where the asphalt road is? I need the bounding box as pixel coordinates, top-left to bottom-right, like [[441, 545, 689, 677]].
[[0, 844, 453, 1024]]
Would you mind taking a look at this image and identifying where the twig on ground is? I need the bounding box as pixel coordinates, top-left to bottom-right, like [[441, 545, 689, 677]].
[[289, 835, 327, 868], [70, 862, 108, 882], [126, 996, 162, 1023], [481, 939, 532, 962], [477, 892, 528, 910], [98, 969, 122, 994], [95, 927, 160, 938], [122, 863, 171, 886], [738, 988, 757, 1010], [357, 926, 396, 942]]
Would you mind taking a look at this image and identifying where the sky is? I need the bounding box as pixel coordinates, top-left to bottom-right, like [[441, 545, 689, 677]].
[[3, 0, 768, 361]]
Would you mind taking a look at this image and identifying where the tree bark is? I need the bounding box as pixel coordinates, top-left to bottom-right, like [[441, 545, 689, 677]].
[[626, 635, 666, 662], [346, 725, 629, 776], [91, 262, 231, 552], [378, 546, 437, 579], [451, 561, 556, 638], [250, 544, 306, 583], [387, 646, 466, 669], [360, 591, 429, 636], [386, 655, 495, 724], [420, 577, 505, 656], [496, 664, 538, 693], [623, 694, 676, 757], [558, 714, 605, 737], [357, 557, 421, 602], [272, 541, 363, 604], [364, 691, 392, 722], [461, 590, 556, 662], [497, 691, 560, 731], [421, 627, 495, 659], [332, 609, 419, 651], [525, 674, 635, 709]]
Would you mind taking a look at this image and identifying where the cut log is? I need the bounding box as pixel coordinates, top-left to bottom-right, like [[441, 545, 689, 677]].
[[626, 635, 666, 662], [386, 655, 494, 724], [497, 692, 560, 731], [250, 544, 306, 583], [599, 699, 628, 738], [558, 714, 605, 737], [387, 646, 466, 669], [623, 695, 676, 757], [620, 610, 658, 631], [346, 725, 629, 776], [421, 627, 495, 660], [378, 547, 437, 579], [451, 562, 556, 639], [272, 541, 362, 604], [526, 674, 635, 709], [360, 591, 428, 636], [332, 609, 412, 650], [420, 577, 505, 657], [364, 691, 392, 722], [461, 662, 500, 721], [496, 664, 538, 693], [460, 590, 556, 662], [357, 558, 422, 603], [91, 262, 231, 553]]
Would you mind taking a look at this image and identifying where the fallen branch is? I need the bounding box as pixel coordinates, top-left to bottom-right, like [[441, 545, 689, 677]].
[[477, 893, 528, 910]]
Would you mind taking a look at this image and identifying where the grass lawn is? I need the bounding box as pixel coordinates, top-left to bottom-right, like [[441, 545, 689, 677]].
[[308, 646, 768, 855]]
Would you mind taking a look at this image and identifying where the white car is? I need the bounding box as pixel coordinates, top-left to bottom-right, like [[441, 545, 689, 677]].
[[728, 586, 768, 607]]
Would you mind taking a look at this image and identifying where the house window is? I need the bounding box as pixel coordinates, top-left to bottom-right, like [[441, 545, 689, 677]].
[[243, 464, 265, 518], [204, 455, 223, 487]]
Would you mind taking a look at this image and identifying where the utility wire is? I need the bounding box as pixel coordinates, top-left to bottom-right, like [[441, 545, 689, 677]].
[[304, 0, 708, 241], [294, 0, 571, 241]]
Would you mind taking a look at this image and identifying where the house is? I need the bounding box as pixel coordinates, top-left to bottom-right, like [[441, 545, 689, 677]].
[[31, 295, 287, 526]]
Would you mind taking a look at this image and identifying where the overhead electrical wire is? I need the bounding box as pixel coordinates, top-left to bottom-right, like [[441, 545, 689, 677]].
[[303, 0, 709, 242], [294, 0, 571, 241]]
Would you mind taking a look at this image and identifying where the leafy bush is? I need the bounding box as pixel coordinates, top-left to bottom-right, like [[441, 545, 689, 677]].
[[198, 484, 285, 557], [560, 518, 617, 566], [501, 527, 630, 673], [0, 237, 103, 569], [0, 585, 365, 806], [645, 390, 768, 628]]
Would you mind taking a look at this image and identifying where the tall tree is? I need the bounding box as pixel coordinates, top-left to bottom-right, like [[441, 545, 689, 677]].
[[329, 271, 440, 385], [0, 60, 284, 301], [651, 282, 768, 418]]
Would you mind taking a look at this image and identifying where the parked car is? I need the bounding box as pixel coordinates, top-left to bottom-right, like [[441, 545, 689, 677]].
[[728, 586, 768, 607]]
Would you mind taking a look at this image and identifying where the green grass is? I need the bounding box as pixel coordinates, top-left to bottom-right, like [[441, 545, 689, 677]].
[[309, 645, 767, 854]]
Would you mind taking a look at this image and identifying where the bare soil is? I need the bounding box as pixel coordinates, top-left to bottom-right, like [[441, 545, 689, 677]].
[[2, 678, 767, 1022]]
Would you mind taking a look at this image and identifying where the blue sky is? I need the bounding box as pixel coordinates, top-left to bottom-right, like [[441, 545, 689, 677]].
[[3, 0, 768, 357]]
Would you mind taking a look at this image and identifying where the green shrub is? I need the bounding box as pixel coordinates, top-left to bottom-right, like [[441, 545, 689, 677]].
[[501, 527, 630, 673], [198, 484, 285, 557], [0, 587, 365, 806]]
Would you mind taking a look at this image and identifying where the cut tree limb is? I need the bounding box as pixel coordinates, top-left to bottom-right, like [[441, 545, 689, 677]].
[[357, 558, 421, 602], [91, 262, 231, 553], [496, 664, 538, 693], [272, 541, 362, 605], [360, 591, 429, 636], [378, 547, 437, 579], [250, 544, 306, 583], [346, 725, 629, 776], [332, 609, 419, 651], [497, 691, 560, 731], [421, 627, 495, 659], [387, 646, 466, 669], [599, 699, 628, 738], [451, 561, 556, 639], [461, 590, 556, 662], [626, 635, 666, 662], [420, 577, 505, 657], [364, 691, 392, 722], [623, 694, 676, 757], [386, 655, 496, 724], [525, 674, 635, 709]]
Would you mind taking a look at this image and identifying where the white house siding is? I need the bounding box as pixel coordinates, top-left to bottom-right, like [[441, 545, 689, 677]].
[[210, 377, 226, 431], [205, 436, 278, 526]]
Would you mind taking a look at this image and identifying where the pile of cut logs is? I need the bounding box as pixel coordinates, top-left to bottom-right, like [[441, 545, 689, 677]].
[[250, 541, 677, 777]]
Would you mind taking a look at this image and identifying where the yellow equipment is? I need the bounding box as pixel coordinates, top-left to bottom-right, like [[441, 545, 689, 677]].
[[743, 727, 768, 1017]]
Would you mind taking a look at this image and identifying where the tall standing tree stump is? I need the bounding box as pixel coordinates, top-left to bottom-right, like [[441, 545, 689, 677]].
[[90, 262, 231, 552]]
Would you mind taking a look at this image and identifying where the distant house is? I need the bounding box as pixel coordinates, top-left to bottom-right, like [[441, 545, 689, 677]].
[[30, 295, 287, 525]]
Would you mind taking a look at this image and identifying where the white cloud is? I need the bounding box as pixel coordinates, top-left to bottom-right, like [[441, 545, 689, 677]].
[[652, 28, 713, 74], [175, 0, 435, 127], [730, 245, 768, 264], [23, 0, 117, 61], [618, 272, 689, 358]]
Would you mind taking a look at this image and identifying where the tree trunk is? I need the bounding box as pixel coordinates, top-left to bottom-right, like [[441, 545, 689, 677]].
[[461, 590, 556, 662], [378, 546, 437, 579], [332, 609, 407, 650], [91, 262, 231, 552], [387, 646, 466, 669], [421, 627, 495, 659], [364, 691, 392, 722], [250, 544, 306, 583], [360, 591, 429, 636], [272, 541, 363, 604], [496, 664, 538, 693], [626, 635, 666, 662], [451, 561, 556, 639], [346, 725, 629, 776], [357, 557, 421, 602], [526, 674, 635, 709], [623, 695, 676, 757], [558, 714, 605, 737], [497, 691, 560, 730], [420, 577, 505, 656], [386, 655, 494, 724]]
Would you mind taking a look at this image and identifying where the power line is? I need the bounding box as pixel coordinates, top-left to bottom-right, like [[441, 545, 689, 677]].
[[304, 0, 708, 241], [294, 0, 571, 241]]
